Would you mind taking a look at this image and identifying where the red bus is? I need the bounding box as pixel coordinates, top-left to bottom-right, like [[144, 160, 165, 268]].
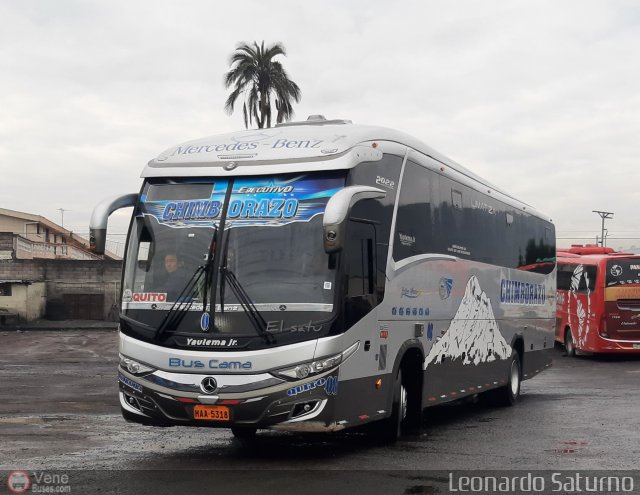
[[556, 245, 640, 355]]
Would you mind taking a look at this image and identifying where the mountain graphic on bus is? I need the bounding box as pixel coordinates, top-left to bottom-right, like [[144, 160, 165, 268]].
[[426, 276, 512, 367]]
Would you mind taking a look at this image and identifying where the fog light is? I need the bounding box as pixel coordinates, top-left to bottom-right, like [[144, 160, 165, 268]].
[[124, 393, 141, 411], [291, 400, 320, 418]]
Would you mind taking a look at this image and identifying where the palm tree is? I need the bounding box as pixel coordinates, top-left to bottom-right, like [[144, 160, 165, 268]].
[[224, 41, 301, 129]]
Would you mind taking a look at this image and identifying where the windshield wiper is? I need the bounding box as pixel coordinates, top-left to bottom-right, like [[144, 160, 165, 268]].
[[219, 231, 230, 315], [218, 228, 273, 343], [155, 224, 218, 338], [154, 265, 207, 339], [204, 179, 234, 332], [201, 225, 219, 319]]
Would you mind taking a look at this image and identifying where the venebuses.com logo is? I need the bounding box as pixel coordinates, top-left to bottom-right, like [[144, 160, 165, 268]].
[[6, 470, 71, 493], [7, 471, 30, 494]]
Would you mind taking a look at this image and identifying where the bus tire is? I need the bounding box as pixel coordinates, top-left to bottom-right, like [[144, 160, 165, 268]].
[[494, 351, 521, 407], [377, 369, 407, 442], [564, 328, 576, 357], [231, 426, 258, 440]]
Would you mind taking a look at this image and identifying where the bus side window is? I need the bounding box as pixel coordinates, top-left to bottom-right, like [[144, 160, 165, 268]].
[[579, 266, 597, 293], [393, 160, 432, 261], [345, 219, 376, 296], [129, 221, 154, 292], [344, 219, 377, 326], [557, 264, 573, 291], [559, 264, 597, 293]]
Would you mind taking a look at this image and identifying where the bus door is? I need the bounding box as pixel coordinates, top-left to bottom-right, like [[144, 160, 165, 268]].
[[343, 218, 382, 370]]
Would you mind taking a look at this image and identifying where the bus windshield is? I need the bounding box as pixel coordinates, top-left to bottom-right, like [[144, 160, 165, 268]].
[[121, 172, 345, 343]]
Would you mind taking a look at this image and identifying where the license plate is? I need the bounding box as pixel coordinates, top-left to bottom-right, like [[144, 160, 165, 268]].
[[633, 344, 640, 350], [193, 405, 230, 421]]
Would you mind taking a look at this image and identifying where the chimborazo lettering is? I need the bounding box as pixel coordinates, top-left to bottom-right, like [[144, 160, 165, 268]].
[[500, 279, 546, 305]]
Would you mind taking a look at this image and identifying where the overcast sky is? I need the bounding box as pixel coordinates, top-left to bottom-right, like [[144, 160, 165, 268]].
[[2, 0, 639, 253]]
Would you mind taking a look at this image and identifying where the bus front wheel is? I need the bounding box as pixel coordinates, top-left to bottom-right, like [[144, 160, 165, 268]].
[[564, 328, 576, 357], [231, 426, 257, 440], [377, 369, 407, 443]]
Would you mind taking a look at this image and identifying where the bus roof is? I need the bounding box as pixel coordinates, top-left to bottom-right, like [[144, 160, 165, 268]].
[[558, 245, 638, 260], [142, 116, 551, 222]]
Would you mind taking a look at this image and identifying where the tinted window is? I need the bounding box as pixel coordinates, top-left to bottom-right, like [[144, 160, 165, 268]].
[[577, 265, 597, 292], [557, 264, 574, 291], [558, 264, 596, 292], [606, 259, 640, 286], [392, 155, 556, 273], [393, 161, 434, 260], [347, 153, 403, 299], [344, 220, 378, 327]]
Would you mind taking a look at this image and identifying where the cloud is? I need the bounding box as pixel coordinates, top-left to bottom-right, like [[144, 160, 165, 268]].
[[1, 0, 639, 250]]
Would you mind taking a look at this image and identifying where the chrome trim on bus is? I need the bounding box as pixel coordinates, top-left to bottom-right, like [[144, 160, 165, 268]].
[[392, 253, 459, 273], [119, 332, 347, 374], [119, 392, 151, 417], [282, 399, 328, 423], [121, 302, 333, 312], [598, 336, 640, 344], [142, 369, 283, 393]]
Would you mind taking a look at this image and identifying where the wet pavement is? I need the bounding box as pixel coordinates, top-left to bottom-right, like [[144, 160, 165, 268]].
[[1, 330, 639, 492]]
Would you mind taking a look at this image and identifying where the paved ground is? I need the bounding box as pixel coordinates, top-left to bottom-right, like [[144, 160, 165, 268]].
[[1, 329, 639, 493]]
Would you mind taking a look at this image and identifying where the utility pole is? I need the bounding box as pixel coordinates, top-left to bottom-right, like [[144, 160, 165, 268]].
[[57, 208, 71, 229], [592, 210, 613, 247]]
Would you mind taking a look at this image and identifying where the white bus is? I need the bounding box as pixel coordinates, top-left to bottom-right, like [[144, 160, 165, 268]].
[[91, 116, 556, 440]]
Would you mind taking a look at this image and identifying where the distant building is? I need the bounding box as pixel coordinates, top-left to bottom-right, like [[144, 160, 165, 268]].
[[0, 207, 119, 261], [0, 208, 121, 323]]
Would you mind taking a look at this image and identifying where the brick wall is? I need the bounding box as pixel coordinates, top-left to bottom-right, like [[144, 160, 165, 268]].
[[0, 259, 123, 321]]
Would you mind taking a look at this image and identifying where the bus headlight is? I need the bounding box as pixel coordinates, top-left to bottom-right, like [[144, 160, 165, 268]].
[[275, 354, 342, 380], [119, 353, 156, 376], [272, 341, 360, 381]]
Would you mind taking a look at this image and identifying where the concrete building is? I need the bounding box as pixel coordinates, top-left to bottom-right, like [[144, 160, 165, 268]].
[[0, 207, 114, 261], [0, 208, 121, 323]]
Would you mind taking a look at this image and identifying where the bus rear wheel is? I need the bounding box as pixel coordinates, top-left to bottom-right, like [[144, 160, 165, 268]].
[[565, 328, 576, 357], [493, 351, 521, 407]]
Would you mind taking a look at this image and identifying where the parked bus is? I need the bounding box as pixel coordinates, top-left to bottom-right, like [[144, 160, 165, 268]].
[[556, 245, 640, 356], [90, 116, 556, 440]]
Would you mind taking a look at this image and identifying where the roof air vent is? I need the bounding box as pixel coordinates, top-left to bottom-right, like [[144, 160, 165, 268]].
[[275, 116, 353, 128]]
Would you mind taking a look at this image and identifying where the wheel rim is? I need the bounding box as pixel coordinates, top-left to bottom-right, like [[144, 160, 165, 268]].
[[510, 360, 520, 396], [399, 384, 408, 421]]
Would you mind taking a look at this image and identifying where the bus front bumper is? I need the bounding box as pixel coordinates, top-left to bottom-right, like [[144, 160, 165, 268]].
[[117, 367, 342, 431]]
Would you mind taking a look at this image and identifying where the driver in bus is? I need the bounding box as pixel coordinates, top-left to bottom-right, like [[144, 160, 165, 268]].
[[157, 252, 190, 300]]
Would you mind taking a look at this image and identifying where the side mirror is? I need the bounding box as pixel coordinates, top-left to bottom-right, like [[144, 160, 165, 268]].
[[89, 193, 138, 254], [323, 186, 386, 253]]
